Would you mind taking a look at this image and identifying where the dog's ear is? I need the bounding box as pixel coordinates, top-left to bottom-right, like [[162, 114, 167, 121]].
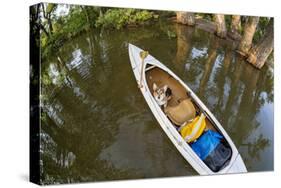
[[163, 85, 168, 91], [153, 83, 157, 91]]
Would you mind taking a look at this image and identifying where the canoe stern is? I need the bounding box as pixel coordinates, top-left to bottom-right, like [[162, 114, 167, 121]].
[[226, 154, 247, 174]]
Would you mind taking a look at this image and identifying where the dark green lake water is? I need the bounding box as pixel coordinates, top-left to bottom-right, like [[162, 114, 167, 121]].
[[40, 23, 274, 184]]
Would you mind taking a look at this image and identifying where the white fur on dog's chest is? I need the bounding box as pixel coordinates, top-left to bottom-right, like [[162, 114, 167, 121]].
[[153, 83, 171, 107], [155, 97, 167, 106]]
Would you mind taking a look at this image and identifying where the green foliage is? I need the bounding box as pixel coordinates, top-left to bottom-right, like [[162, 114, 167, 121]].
[[155, 10, 174, 18], [159, 22, 177, 39], [40, 6, 157, 58], [224, 15, 232, 30], [196, 13, 213, 21], [41, 69, 52, 86], [40, 110, 48, 123], [96, 9, 155, 29], [166, 30, 177, 39], [41, 6, 95, 58], [63, 8, 89, 35], [46, 4, 56, 14]]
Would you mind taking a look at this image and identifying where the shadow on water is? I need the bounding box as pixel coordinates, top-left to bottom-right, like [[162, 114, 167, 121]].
[[40, 23, 273, 184]]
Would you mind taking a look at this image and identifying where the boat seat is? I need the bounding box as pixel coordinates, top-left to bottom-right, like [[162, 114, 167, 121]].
[[164, 98, 196, 126]]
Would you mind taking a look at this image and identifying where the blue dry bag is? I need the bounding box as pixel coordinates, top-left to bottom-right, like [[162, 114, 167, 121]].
[[191, 130, 223, 160]]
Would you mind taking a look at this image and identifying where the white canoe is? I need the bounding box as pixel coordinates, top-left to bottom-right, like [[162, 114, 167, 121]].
[[128, 43, 247, 175]]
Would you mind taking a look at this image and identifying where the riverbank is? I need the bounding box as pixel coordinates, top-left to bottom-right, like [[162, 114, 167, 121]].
[[32, 4, 273, 70]]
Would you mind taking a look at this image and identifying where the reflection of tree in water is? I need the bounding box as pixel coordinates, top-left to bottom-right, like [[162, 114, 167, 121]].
[[209, 45, 234, 121], [242, 134, 270, 161], [171, 24, 273, 171], [192, 34, 273, 168], [177, 29, 213, 90], [173, 25, 273, 166], [40, 24, 170, 183], [174, 25, 194, 69], [40, 29, 145, 184], [228, 66, 261, 139], [41, 86, 137, 184], [198, 35, 220, 98]]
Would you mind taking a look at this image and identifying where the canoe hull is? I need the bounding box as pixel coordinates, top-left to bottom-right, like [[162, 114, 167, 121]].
[[128, 43, 247, 175]]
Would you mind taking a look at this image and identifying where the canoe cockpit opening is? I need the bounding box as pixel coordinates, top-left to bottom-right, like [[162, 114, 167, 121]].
[[145, 66, 232, 172]]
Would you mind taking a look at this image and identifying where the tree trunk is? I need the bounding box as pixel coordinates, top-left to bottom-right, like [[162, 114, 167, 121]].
[[247, 19, 273, 69], [228, 15, 241, 40], [176, 12, 195, 26], [237, 16, 260, 55], [214, 14, 227, 38]]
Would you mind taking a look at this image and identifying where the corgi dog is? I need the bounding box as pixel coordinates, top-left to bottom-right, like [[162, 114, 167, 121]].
[[153, 83, 172, 108]]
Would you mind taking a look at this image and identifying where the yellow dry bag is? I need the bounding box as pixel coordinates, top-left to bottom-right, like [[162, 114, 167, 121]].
[[180, 113, 206, 143]]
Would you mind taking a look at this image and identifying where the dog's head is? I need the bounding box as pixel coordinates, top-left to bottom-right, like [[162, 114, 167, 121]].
[[153, 83, 172, 106]]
